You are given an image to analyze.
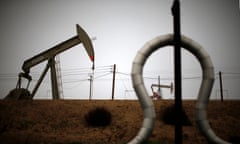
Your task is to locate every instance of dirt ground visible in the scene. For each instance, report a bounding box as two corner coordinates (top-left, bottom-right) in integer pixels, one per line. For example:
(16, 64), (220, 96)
(0, 100), (239, 144)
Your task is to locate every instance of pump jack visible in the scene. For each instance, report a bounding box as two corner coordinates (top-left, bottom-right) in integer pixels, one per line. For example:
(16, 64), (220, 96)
(151, 83), (173, 100)
(5, 24), (95, 100)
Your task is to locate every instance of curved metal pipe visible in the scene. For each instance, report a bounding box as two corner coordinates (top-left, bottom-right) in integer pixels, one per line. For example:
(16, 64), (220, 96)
(130, 34), (230, 144)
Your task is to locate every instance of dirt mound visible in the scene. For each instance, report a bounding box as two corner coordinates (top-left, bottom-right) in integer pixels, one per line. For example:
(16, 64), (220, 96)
(0, 100), (239, 144)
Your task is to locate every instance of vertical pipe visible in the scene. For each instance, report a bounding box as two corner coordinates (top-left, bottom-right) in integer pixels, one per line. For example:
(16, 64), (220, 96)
(50, 57), (60, 99)
(89, 74), (93, 100)
(112, 64), (116, 100)
(172, 0), (182, 143)
(219, 71), (224, 102)
(172, 1), (182, 143)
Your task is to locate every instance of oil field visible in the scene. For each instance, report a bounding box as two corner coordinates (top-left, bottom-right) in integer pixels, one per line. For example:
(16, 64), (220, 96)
(0, 1), (240, 144)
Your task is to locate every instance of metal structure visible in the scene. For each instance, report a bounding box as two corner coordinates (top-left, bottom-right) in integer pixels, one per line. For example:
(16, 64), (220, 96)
(5, 24), (95, 100)
(150, 83), (173, 100)
(55, 55), (64, 99)
(89, 73), (94, 100)
(130, 34), (230, 144)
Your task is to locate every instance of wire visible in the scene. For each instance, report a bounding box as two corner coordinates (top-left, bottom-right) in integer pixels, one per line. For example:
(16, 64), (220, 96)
(222, 72), (240, 75)
(117, 73), (129, 92)
(63, 78), (89, 84)
(1, 69), (240, 86)
(94, 72), (112, 80)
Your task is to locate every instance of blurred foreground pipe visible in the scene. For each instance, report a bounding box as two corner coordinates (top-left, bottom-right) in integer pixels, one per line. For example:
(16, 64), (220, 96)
(130, 34), (230, 144)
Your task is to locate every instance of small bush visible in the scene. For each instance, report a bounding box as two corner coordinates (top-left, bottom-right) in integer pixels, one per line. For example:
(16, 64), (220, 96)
(85, 107), (112, 127)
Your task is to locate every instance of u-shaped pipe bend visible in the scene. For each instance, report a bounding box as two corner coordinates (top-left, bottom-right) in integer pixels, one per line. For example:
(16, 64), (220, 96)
(130, 34), (230, 144)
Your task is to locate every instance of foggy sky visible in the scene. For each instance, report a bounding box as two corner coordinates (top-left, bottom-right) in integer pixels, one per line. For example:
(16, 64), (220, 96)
(0, 0), (239, 99)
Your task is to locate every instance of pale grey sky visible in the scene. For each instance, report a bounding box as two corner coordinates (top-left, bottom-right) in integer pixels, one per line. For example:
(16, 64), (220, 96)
(0, 0), (239, 99)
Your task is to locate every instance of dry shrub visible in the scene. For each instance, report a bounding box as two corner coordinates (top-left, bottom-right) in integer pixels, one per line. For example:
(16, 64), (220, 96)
(84, 107), (112, 127)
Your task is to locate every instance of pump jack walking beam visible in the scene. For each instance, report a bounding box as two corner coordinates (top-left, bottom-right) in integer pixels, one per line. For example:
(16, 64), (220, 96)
(22, 24), (94, 74)
(151, 83), (173, 94)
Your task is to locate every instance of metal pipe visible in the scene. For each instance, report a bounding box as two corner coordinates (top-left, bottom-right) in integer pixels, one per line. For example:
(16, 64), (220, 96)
(49, 57), (60, 99)
(180, 35), (230, 144)
(130, 34), (230, 144)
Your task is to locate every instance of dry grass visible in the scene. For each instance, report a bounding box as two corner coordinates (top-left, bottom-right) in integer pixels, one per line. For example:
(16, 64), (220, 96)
(0, 100), (239, 144)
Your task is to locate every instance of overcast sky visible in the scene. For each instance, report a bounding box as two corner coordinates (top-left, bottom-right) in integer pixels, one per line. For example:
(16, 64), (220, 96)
(0, 0), (239, 99)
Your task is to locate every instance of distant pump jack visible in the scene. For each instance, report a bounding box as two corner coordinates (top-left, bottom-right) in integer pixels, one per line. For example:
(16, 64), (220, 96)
(150, 82), (173, 100)
(5, 24), (95, 100)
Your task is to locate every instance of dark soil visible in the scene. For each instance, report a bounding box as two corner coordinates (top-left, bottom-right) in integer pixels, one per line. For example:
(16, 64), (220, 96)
(0, 100), (239, 144)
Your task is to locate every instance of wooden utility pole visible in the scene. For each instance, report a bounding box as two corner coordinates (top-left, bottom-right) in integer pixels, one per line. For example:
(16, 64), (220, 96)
(158, 76), (161, 95)
(111, 64), (116, 100)
(172, 0), (183, 143)
(219, 71), (224, 102)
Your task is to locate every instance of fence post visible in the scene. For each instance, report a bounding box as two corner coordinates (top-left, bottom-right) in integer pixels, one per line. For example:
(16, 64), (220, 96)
(111, 64), (116, 100)
(219, 71), (224, 102)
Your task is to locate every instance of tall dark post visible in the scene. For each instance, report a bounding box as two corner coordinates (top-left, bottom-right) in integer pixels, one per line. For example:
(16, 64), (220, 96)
(219, 71), (224, 102)
(89, 74), (93, 100)
(158, 75), (161, 93)
(112, 64), (116, 100)
(172, 0), (182, 143)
